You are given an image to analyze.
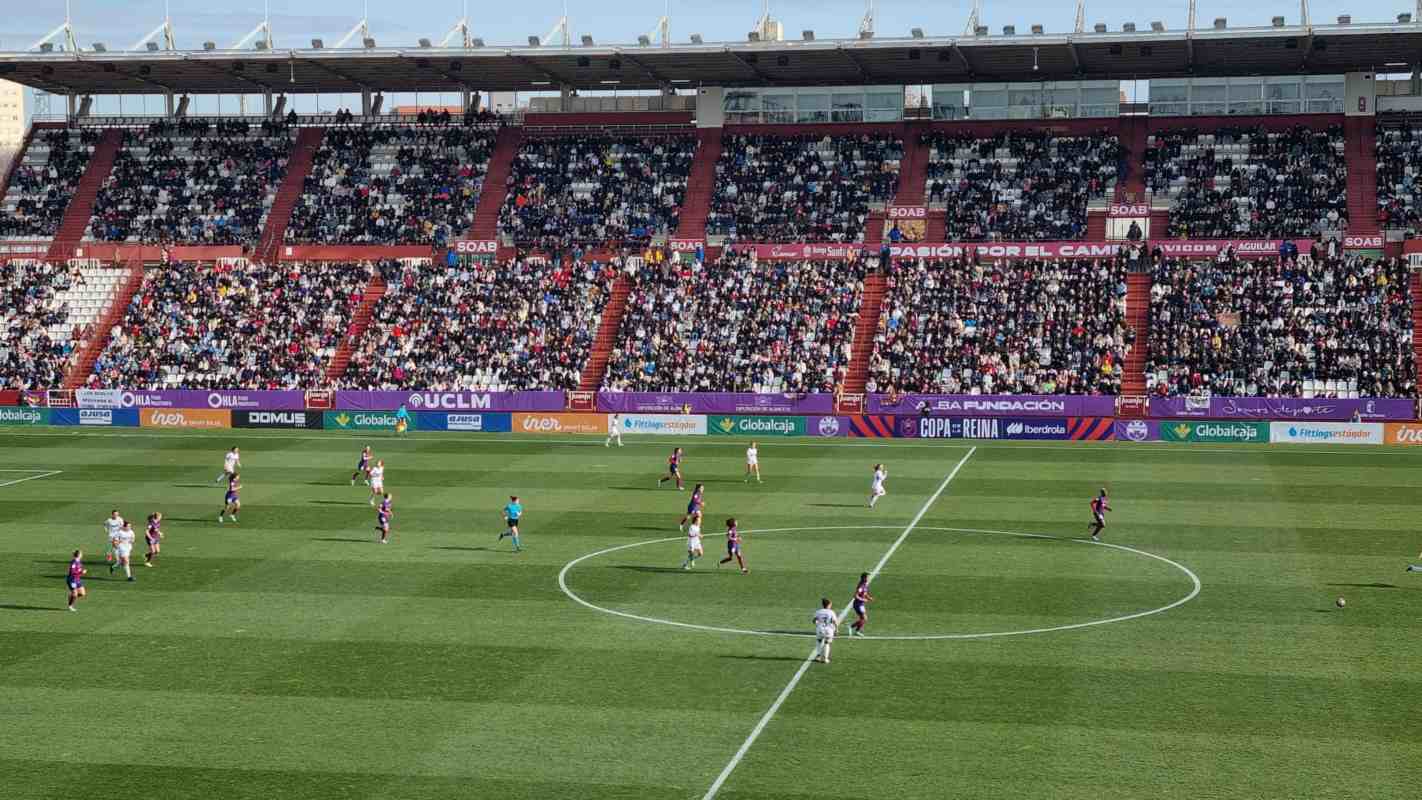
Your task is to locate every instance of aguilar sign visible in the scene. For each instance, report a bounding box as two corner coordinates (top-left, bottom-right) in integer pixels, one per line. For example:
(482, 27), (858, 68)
(1150, 239), (1315, 258)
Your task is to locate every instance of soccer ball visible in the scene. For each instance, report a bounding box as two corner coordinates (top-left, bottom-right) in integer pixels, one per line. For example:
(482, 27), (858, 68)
(1335, 597), (1346, 609)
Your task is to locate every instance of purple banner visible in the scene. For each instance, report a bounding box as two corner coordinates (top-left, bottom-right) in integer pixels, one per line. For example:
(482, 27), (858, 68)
(597, 392), (835, 415)
(1148, 396), (1415, 421)
(76, 388), (305, 410)
(1113, 419), (1161, 442)
(805, 415), (851, 437)
(868, 394), (1116, 417)
(334, 390), (565, 412)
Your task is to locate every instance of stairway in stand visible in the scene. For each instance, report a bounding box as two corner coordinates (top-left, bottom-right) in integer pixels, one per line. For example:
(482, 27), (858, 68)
(672, 128), (722, 241)
(863, 211), (885, 248)
(46, 128), (122, 260)
(924, 210), (947, 242)
(257, 127), (324, 261)
(1115, 114), (1149, 203)
(842, 273), (887, 395)
(893, 125), (927, 205)
(62, 260), (145, 389)
(579, 274), (633, 391)
(324, 273), (386, 382)
(464, 126), (525, 241)
(1085, 211), (1107, 241)
(1148, 209), (1171, 240)
(1344, 117), (1379, 236)
(1122, 272), (1152, 396)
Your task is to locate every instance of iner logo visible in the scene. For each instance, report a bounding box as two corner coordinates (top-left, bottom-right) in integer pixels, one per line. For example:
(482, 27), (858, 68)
(522, 416), (562, 432)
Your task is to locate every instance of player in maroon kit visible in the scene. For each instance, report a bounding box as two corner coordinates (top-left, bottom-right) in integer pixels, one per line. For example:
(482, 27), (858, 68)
(846, 572), (873, 636)
(375, 493), (393, 544)
(1088, 488), (1111, 542)
(658, 447), (685, 490)
(144, 512), (163, 566)
(718, 517), (747, 573)
(66, 550), (87, 611)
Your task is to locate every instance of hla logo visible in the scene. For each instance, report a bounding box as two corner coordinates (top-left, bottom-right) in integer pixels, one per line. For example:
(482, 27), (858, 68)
(715, 417), (736, 434)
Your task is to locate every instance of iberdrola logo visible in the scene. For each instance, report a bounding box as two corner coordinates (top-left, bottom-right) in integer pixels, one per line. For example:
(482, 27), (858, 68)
(716, 417), (736, 433)
(1172, 423), (1192, 439)
(335, 413), (352, 428)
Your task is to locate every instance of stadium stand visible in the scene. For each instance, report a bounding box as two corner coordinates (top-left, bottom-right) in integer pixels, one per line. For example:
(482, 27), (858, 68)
(1, 260), (126, 390)
(923, 130), (1123, 241)
(86, 119), (293, 245)
(706, 132), (902, 243)
(87, 260), (372, 389)
(284, 123), (498, 246)
(1374, 123), (1422, 231)
(0, 129), (98, 238)
(604, 253), (865, 393)
(1147, 254), (1416, 398)
(1145, 124), (1349, 239)
(499, 134), (695, 250)
(340, 256), (615, 391)
(867, 257), (1130, 395)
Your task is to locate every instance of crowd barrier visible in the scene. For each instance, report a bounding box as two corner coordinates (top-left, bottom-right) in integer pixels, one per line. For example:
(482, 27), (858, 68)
(3, 405), (1419, 447)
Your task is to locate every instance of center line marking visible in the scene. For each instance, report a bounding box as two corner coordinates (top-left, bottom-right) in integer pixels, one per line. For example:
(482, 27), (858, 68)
(700, 446), (977, 800)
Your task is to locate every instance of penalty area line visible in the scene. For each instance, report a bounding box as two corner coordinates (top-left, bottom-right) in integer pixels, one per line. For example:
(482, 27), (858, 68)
(699, 446), (977, 800)
(0, 470), (63, 488)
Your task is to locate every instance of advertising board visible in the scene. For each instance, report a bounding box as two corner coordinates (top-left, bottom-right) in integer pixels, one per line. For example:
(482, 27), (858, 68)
(618, 414), (706, 436)
(1159, 421), (1268, 443)
(417, 412), (513, 433)
(139, 408), (232, 429)
(0, 407), (49, 426)
(233, 410), (325, 429)
(1269, 422), (1383, 445)
(708, 415), (806, 437)
(513, 413), (609, 435)
(323, 411), (413, 432)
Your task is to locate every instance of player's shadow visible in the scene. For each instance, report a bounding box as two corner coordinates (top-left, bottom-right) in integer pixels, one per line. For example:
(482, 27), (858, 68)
(1326, 582), (1399, 589)
(430, 546), (492, 552)
(627, 526), (671, 532)
(612, 486), (658, 491)
(808, 503), (864, 508)
(718, 654), (804, 662)
(307, 500), (370, 506)
(613, 565), (713, 574)
(0, 604), (63, 612)
(310, 537), (372, 543)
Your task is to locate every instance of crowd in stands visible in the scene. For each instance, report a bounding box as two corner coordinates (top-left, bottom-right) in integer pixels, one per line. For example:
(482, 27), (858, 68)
(341, 257), (616, 391)
(500, 136), (694, 250)
(924, 131), (1122, 241)
(604, 253), (864, 393)
(0, 261), (85, 389)
(1375, 125), (1422, 231)
(1148, 253), (1414, 398)
(707, 133), (902, 243)
(88, 119), (292, 244)
(1146, 125), (1348, 239)
(0, 129), (98, 238)
(868, 257), (1129, 395)
(286, 125), (497, 246)
(89, 260), (370, 389)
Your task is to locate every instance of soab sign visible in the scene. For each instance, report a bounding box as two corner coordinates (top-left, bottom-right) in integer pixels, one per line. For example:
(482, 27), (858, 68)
(1160, 421), (1268, 443)
(708, 415), (805, 437)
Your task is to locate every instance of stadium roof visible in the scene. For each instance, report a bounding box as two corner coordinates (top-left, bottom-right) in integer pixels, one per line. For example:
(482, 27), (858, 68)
(1, 20), (1419, 95)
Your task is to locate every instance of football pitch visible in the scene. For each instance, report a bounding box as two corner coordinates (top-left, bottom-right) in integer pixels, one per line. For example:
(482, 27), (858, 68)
(0, 428), (1419, 799)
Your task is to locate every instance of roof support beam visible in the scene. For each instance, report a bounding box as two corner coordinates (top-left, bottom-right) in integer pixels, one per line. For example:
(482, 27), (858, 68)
(1067, 40), (1082, 72)
(303, 58), (369, 91)
(725, 48), (776, 83)
(836, 45), (872, 79)
(509, 53), (570, 85)
(114, 68), (174, 94)
(1300, 30), (1315, 70)
(184, 57), (273, 92)
(617, 50), (672, 84)
(950, 42), (975, 75)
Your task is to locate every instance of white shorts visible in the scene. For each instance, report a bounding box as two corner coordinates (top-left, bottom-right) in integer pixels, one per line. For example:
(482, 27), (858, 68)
(746, 459), (758, 467)
(687, 536), (702, 552)
(116, 545), (132, 559)
(871, 484), (885, 496)
(371, 480), (384, 492)
(816, 625), (836, 642)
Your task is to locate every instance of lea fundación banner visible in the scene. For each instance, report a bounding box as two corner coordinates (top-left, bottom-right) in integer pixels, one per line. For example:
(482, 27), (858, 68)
(708, 415), (806, 437)
(1269, 422), (1383, 445)
(1159, 420), (1268, 443)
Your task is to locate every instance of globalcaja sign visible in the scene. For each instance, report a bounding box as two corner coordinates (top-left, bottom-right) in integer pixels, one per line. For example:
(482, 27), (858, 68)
(323, 411), (414, 432)
(417, 412), (513, 433)
(0, 407), (49, 426)
(1269, 422), (1383, 445)
(1159, 420), (1268, 443)
(233, 410), (324, 429)
(708, 415), (806, 437)
(898, 417), (1072, 440)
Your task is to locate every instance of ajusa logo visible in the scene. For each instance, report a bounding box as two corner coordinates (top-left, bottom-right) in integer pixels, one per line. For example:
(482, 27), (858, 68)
(79, 409), (112, 425)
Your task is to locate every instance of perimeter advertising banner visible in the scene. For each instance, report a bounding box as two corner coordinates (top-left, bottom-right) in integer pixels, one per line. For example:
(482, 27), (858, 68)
(139, 408), (232, 429)
(0, 407), (49, 426)
(1150, 396), (1412, 421)
(885, 241), (1126, 261)
(77, 389), (305, 410)
(417, 412), (513, 433)
(598, 392), (834, 415)
(1383, 423), (1422, 445)
(514, 413), (609, 435)
(896, 417), (1114, 440)
(708, 415), (806, 437)
(323, 411), (414, 432)
(232, 410), (324, 429)
(846, 416), (898, 437)
(870, 395), (1116, 417)
(1269, 422), (1383, 445)
(805, 416), (851, 437)
(335, 391), (564, 412)
(1159, 420), (1268, 443)
(1113, 419), (1161, 442)
(50, 408), (140, 427)
(1150, 239), (1317, 258)
(617, 414), (706, 436)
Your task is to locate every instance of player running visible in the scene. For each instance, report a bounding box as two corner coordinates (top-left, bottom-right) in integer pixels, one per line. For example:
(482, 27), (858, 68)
(66, 550), (87, 611)
(112, 519), (136, 582)
(103, 510), (124, 569)
(658, 447), (685, 490)
(219, 473), (241, 523)
(215, 446), (241, 484)
(498, 495), (523, 552)
(744, 441), (762, 483)
(143, 512), (163, 567)
(375, 494), (393, 544)
(1088, 488), (1111, 542)
(812, 598), (840, 663)
(867, 464), (887, 508)
(368, 460), (385, 506)
(681, 512), (704, 570)
(846, 572), (873, 636)
(351, 446), (373, 485)
(605, 413), (623, 447)
(678, 483), (705, 532)
(718, 517), (747, 573)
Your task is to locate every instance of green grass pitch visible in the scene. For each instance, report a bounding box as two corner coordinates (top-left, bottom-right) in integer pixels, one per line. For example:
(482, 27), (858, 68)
(1, 428), (1419, 799)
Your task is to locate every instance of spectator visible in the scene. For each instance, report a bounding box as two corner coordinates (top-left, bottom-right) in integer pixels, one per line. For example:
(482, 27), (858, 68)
(0, 129), (98, 238)
(707, 133), (902, 243)
(1375, 124), (1422, 232)
(0, 260), (84, 389)
(1147, 253), (1414, 397)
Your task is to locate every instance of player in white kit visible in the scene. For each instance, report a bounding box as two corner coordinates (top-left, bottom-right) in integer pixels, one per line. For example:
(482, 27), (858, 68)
(744, 441), (761, 483)
(368, 460), (385, 506)
(681, 512), (704, 570)
(112, 520), (137, 582)
(605, 413), (623, 447)
(216, 446), (241, 484)
(103, 510), (124, 571)
(868, 464), (887, 508)
(812, 598), (840, 663)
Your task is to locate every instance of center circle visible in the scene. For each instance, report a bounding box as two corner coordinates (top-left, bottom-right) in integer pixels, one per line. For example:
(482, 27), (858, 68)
(558, 526), (1201, 641)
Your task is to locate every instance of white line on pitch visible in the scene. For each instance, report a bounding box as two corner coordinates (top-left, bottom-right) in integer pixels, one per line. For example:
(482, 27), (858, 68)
(699, 446), (977, 800)
(0, 470), (63, 488)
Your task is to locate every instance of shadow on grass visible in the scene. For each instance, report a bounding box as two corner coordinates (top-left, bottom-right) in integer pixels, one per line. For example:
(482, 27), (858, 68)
(1326, 582), (1398, 589)
(627, 526), (675, 532)
(310, 537), (373, 544)
(308, 500), (370, 506)
(612, 565), (710, 574)
(430, 546), (493, 552)
(0, 604), (63, 612)
(174, 483), (223, 489)
(807, 503), (865, 508)
(718, 654), (804, 662)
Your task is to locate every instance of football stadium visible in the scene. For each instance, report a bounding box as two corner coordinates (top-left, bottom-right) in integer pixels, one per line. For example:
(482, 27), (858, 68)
(1, 2), (1421, 798)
